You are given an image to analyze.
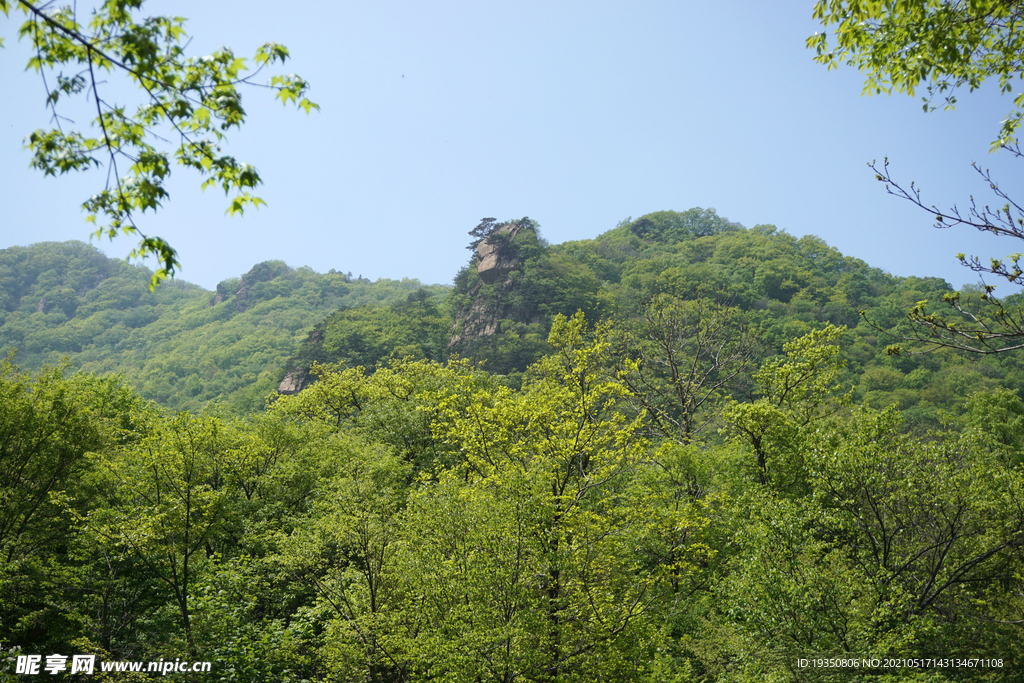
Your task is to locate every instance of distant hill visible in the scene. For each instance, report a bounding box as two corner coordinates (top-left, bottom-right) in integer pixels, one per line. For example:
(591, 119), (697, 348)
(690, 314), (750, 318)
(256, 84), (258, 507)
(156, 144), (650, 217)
(0, 241), (447, 413)
(275, 208), (1024, 433)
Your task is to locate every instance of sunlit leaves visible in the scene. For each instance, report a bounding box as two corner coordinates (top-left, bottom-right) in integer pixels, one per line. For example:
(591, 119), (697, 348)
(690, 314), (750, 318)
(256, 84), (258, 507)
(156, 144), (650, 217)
(723, 324), (849, 487)
(810, 0), (1024, 148)
(10, 1), (318, 288)
(274, 313), (720, 678)
(26, 130), (102, 175)
(270, 74), (318, 113)
(396, 313), (701, 678)
(255, 41), (289, 66)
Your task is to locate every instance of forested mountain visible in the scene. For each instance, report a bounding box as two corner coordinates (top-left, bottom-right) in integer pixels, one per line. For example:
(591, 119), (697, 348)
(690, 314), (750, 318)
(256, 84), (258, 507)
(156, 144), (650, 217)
(0, 241), (447, 413)
(3, 211), (1024, 681)
(281, 208), (1024, 430)
(4, 212), (1023, 425)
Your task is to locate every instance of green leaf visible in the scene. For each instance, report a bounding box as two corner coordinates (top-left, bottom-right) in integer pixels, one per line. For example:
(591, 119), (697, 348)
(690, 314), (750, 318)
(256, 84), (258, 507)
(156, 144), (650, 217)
(11, 0), (315, 287)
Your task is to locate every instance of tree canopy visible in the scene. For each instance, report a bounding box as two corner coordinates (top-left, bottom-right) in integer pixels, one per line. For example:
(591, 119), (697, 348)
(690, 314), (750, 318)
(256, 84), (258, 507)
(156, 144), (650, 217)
(4, 311), (1022, 679)
(3, 205), (1024, 677)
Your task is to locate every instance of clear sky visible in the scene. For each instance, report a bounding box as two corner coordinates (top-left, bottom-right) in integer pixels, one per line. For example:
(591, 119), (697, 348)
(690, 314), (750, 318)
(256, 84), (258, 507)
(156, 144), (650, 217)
(3, 1), (1023, 293)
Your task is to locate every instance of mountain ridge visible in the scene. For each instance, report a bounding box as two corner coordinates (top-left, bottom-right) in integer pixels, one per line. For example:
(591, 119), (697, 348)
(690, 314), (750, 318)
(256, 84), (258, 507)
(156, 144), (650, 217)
(3, 208), (1022, 427)
(0, 240), (447, 413)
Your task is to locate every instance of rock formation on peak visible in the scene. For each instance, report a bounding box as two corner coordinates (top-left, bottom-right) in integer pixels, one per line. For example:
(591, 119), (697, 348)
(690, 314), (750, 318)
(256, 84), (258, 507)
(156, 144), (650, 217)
(475, 222), (526, 285)
(448, 220), (535, 346)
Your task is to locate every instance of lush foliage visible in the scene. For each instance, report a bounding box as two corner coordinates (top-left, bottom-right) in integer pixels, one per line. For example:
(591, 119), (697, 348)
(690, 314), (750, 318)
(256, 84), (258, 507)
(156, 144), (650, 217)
(2, 0), (317, 286)
(2, 308), (1022, 681)
(8, 209), (1024, 429)
(4, 209), (1024, 680)
(0, 241), (447, 413)
(4, 5), (1023, 679)
(281, 288), (451, 391)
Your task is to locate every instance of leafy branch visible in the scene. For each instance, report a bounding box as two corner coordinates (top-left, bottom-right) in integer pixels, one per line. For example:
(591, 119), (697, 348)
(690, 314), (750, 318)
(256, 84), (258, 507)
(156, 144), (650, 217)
(2, 0), (318, 288)
(809, 0), (1024, 149)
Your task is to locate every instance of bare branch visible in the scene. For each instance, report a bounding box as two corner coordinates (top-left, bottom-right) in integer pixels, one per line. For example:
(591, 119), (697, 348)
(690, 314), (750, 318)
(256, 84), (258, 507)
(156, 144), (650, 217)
(865, 157), (1024, 354)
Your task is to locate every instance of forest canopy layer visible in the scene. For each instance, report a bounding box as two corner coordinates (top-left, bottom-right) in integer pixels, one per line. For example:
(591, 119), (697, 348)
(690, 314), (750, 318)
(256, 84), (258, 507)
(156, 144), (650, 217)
(2, 209), (1023, 680)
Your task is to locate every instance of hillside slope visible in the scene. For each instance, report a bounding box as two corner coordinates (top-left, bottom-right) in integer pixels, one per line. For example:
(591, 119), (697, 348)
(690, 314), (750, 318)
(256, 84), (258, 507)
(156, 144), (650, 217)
(6, 208), (1024, 425)
(0, 241), (448, 413)
(287, 209), (1024, 431)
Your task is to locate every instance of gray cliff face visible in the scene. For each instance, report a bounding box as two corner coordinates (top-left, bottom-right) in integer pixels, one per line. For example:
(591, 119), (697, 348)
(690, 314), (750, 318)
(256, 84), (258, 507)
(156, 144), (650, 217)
(276, 327), (324, 394)
(448, 296), (502, 349)
(475, 223), (524, 285)
(277, 368), (308, 395)
(209, 282), (228, 307)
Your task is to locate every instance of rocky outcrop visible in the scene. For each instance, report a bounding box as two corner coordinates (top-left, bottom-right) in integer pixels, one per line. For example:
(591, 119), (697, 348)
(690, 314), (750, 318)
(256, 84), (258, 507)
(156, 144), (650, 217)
(209, 261), (292, 310)
(276, 327), (324, 395)
(475, 223), (524, 285)
(233, 285), (254, 313)
(448, 294), (503, 349)
(209, 282), (229, 307)
(277, 368), (308, 395)
(449, 219), (538, 350)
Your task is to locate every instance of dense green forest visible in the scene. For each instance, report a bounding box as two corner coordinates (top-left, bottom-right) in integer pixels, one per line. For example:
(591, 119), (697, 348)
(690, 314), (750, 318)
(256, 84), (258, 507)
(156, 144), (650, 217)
(290, 209), (1024, 428)
(0, 241), (447, 414)
(2, 210), (1024, 681)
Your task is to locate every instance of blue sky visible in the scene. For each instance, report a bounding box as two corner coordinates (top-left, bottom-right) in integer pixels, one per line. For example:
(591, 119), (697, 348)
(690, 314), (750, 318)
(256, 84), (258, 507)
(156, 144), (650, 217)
(2, 1), (1023, 293)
